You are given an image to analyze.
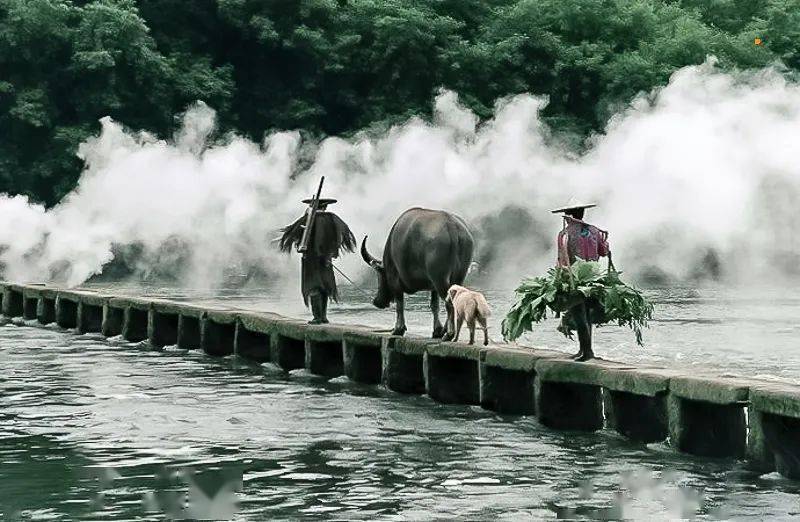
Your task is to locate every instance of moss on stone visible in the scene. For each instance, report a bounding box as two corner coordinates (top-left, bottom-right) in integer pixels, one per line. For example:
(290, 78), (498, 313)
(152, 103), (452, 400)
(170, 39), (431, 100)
(108, 296), (151, 310)
(669, 375), (752, 404)
(342, 329), (388, 348)
(388, 335), (438, 355)
(482, 346), (563, 372)
(750, 384), (800, 418)
(535, 358), (629, 386)
(425, 341), (483, 361)
(599, 367), (679, 397)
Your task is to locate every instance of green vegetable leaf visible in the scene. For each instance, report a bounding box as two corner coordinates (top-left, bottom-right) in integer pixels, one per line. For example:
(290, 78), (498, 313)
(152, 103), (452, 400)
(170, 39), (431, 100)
(501, 260), (654, 346)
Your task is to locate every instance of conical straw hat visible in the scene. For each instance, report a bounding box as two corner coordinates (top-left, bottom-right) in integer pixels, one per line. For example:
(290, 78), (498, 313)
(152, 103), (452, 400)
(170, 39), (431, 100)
(550, 197), (597, 214)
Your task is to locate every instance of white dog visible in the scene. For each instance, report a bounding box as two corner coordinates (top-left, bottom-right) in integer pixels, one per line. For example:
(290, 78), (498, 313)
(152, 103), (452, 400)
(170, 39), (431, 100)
(446, 284), (491, 346)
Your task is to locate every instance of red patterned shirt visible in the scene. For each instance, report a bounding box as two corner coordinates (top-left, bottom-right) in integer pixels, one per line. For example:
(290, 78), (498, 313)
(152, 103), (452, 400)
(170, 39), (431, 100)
(557, 217), (610, 267)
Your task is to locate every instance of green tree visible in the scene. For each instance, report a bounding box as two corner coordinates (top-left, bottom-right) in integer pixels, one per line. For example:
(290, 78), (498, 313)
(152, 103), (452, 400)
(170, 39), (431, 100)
(0, 0), (232, 204)
(0, 0), (797, 206)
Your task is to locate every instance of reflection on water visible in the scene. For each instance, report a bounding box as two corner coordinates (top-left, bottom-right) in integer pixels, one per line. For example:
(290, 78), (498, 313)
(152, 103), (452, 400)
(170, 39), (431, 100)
(1, 319), (800, 519)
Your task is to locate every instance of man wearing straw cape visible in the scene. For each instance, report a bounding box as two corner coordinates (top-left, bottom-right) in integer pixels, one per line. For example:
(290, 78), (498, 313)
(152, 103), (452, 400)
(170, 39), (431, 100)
(279, 178), (356, 324)
(551, 198), (611, 361)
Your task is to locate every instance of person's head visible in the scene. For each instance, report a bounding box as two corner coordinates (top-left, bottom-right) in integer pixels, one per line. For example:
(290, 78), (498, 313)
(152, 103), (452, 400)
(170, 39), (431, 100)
(301, 197), (337, 213)
(565, 207), (585, 220)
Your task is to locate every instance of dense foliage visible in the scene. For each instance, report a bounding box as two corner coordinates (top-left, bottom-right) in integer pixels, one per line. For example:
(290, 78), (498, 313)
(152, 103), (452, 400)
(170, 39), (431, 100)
(502, 260), (654, 345)
(1, 0), (798, 205)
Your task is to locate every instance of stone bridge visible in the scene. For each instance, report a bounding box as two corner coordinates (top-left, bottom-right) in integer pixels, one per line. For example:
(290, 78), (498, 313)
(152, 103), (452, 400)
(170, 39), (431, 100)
(2, 282), (799, 480)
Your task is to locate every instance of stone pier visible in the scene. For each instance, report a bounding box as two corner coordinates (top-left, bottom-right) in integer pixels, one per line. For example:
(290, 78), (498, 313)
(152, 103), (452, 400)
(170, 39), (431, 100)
(2, 286), (23, 317)
(342, 330), (385, 384)
(4, 281), (800, 481)
(176, 306), (205, 350)
(77, 294), (106, 334)
(116, 298), (150, 342)
(382, 336), (433, 394)
(534, 359), (613, 431)
(36, 290), (57, 325)
(234, 312), (275, 362)
(479, 348), (562, 415)
(424, 342), (482, 405)
(22, 289), (39, 320)
(201, 310), (236, 357)
(668, 376), (750, 458)
(148, 300), (181, 348)
(102, 302), (125, 337)
(749, 384), (800, 477)
(55, 294), (79, 329)
(304, 325), (348, 378)
(600, 367), (675, 443)
(269, 320), (309, 371)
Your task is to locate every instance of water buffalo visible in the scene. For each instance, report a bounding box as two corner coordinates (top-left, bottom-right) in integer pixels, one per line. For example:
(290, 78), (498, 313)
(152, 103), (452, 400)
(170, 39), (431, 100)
(360, 207), (474, 338)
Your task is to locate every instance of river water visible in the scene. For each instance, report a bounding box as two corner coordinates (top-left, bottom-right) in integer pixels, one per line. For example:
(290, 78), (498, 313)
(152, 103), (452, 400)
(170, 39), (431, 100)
(2, 284), (800, 519)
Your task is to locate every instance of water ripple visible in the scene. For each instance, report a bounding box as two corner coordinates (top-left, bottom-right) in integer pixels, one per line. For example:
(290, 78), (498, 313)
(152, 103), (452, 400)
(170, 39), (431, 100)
(1, 322), (799, 519)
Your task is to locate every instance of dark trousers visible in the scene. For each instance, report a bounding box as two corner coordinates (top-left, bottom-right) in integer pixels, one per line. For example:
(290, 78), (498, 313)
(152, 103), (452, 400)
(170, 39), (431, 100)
(571, 301), (593, 357)
(559, 300), (595, 359)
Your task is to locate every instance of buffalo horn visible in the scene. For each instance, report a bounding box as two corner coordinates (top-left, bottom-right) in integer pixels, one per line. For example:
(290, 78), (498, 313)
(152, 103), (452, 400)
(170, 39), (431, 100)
(360, 236), (382, 269)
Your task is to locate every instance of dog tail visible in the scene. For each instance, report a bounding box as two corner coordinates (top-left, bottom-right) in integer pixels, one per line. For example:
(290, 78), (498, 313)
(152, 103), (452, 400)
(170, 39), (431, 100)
(476, 294), (491, 318)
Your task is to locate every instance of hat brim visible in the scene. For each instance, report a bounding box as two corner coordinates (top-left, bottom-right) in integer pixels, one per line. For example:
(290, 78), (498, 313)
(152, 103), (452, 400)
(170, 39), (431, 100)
(302, 198), (338, 206)
(550, 203), (596, 213)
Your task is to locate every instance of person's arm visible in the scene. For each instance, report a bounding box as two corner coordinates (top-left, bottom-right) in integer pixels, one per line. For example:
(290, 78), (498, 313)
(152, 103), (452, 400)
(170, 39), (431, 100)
(598, 230), (615, 271)
(557, 230), (570, 267)
(598, 230), (610, 257)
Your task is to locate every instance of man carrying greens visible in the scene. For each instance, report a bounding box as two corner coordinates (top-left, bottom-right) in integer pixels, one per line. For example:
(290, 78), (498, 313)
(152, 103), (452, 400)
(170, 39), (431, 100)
(551, 199), (610, 361)
(502, 199), (652, 362)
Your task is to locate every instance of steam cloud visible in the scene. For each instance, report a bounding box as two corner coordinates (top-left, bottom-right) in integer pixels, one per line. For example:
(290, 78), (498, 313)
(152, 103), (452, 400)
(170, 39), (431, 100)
(1, 58), (799, 289)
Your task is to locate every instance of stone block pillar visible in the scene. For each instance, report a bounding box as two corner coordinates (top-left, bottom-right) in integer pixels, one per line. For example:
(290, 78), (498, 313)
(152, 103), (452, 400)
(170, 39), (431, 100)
(342, 331), (385, 384)
(37, 296), (56, 325)
(55, 296), (78, 329)
(234, 320), (271, 362)
(201, 313), (236, 356)
(381, 336), (431, 394)
(149, 309), (179, 348)
(77, 302), (104, 334)
(102, 305), (125, 337)
(424, 342), (482, 405)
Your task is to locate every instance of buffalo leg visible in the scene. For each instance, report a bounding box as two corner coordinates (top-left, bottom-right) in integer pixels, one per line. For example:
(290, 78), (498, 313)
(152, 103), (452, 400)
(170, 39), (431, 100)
(430, 291), (446, 338)
(392, 294), (407, 336)
(441, 297), (455, 341)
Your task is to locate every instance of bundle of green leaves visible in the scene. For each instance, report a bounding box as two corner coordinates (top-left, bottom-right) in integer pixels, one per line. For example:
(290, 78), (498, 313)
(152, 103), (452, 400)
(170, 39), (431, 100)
(501, 260), (654, 345)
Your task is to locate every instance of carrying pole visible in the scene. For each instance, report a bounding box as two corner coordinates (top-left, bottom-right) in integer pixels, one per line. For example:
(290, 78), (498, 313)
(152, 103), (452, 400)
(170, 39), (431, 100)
(297, 176), (325, 254)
